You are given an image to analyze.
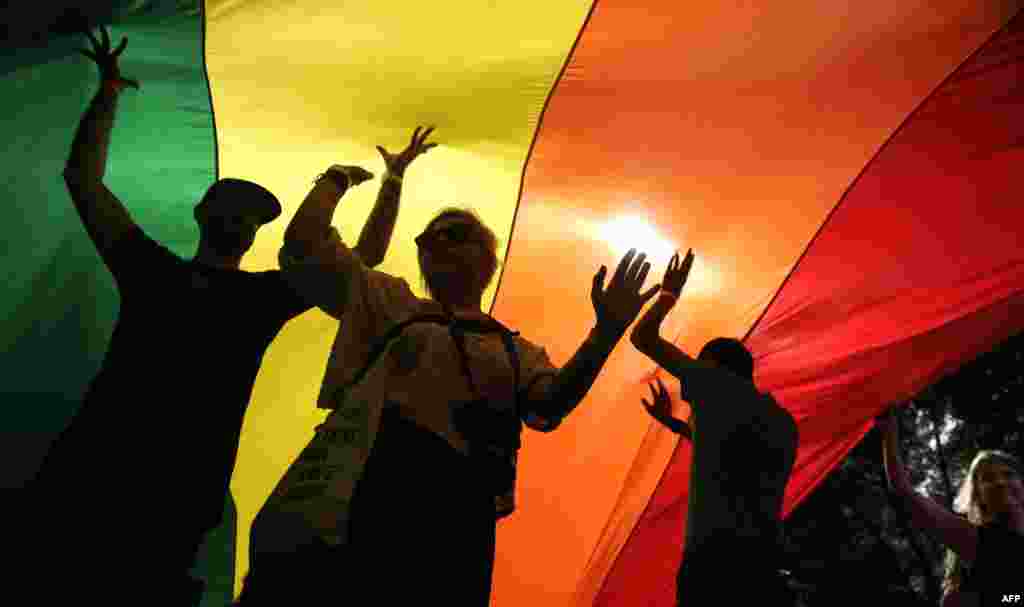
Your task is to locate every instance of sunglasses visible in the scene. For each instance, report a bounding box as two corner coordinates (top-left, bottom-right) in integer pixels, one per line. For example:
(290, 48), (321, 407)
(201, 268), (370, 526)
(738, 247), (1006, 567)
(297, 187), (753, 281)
(415, 222), (481, 248)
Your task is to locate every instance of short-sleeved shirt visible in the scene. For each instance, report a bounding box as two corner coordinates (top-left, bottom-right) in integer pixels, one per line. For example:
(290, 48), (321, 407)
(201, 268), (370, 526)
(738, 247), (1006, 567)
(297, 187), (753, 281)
(32, 226), (311, 542)
(679, 365), (798, 572)
(265, 228), (559, 544)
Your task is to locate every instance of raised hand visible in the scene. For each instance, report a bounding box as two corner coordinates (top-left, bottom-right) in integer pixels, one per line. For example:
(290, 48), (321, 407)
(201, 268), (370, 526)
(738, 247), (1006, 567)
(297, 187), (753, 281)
(327, 165), (374, 188)
(591, 249), (661, 340)
(80, 25), (139, 89)
(662, 249), (694, 298)
(641, 377), (674, 422)
(642, 377), (690, 437)
(376, 126), (438, 177)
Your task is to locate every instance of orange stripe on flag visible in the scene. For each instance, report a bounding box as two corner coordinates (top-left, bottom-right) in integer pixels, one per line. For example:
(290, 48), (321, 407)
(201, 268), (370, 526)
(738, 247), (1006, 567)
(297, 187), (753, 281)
(492, 1), (1020, 605)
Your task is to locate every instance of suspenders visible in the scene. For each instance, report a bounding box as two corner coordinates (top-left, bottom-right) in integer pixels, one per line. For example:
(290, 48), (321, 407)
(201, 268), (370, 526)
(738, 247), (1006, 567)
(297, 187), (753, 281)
(334, 312), (524, 454)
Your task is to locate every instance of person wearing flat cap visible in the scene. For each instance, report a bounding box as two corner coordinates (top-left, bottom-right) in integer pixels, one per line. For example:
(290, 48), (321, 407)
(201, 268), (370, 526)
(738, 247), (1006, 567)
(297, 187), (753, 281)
(24, 27), (395, 606)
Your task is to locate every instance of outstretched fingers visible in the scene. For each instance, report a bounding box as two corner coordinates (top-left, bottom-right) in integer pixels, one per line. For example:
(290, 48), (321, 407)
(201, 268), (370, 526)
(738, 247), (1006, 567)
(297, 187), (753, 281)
(416, 126), (437, 155)
(84, 28), (102, 51)
(634, 258), (651, 287)
(628, 251), (648, 281)
(611, 249), (637, 287)
(82, 25), (131, 68)
(642, 383), (660, 413)
(682, 248), (695, 273)
(591, 265), (607, 306)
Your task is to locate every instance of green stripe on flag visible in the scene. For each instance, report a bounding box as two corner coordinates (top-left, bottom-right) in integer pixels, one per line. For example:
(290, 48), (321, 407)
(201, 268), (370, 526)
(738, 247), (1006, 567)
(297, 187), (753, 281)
(0, 3), (234, 604)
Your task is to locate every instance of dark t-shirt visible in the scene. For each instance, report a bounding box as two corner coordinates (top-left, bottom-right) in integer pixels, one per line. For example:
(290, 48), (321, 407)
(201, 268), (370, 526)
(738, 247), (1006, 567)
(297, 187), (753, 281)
(32, 226), (311, 546)
(966, 523), (1024, 603)
(676, 365), (799, 599)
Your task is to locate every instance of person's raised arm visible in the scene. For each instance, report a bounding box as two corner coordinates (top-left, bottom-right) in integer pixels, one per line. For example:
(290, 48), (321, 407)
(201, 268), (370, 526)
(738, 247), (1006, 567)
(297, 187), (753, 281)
(277, 164), (376, 320)
(878, 410), (978, 561)
(630, 298), (705, 380)
(353, 126), (437, 267)
(283, 165), (373, 255)
(63, 26), (141, 268)
(629, 250), (712, 384)
(525, 249), (661, 422)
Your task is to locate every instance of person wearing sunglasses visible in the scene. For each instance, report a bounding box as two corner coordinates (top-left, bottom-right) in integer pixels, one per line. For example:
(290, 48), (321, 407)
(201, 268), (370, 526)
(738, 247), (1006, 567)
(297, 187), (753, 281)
(414, 220), (478, 247)
(237, 127), (661, 606)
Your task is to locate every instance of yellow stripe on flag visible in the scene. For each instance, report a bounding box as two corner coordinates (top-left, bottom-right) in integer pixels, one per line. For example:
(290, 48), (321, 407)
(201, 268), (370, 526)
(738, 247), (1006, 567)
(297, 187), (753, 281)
(204, 0), (593, 597)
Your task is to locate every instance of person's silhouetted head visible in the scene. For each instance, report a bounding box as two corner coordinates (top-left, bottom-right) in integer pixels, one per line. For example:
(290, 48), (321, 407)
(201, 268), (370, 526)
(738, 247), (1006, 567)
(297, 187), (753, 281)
(415, 207), (500, 307)
(697, 337), (754, 381)
(194, 178), (281, 258)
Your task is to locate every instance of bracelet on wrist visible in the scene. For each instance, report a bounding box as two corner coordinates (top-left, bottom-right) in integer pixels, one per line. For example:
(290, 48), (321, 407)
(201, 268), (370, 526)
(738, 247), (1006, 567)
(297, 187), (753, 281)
(658, 290), (679, 303)
(316, 169), (349, 190)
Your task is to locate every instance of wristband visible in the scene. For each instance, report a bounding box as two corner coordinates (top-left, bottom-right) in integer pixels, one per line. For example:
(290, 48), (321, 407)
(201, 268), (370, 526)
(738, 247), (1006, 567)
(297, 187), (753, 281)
(316, 169), (349, 190)
(658, 290), (679, 304)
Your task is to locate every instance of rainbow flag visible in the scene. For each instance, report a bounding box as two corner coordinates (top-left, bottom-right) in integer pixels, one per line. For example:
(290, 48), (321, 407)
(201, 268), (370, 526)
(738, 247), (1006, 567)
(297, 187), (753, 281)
(4, 1), (1022, 604)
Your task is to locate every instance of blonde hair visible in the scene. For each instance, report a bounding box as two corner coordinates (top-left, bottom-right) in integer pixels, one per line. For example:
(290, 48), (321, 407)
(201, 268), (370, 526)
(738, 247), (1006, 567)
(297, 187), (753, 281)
(942, 450), (1021, 596)
(417, 207), (503, 299)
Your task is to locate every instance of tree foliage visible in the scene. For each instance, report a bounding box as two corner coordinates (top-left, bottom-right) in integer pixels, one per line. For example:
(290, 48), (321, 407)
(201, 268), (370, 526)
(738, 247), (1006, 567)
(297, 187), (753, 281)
(779, 330), (1023, 605)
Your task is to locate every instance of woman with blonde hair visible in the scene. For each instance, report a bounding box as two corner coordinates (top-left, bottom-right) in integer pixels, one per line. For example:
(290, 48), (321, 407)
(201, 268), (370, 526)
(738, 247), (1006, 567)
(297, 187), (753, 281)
(878, 411), (1023, 605)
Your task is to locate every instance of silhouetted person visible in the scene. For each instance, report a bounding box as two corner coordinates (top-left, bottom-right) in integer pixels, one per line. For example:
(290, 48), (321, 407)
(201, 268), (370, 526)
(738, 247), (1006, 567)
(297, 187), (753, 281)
(24, 27), (385, 605)
(631, 250), (798, 606)
(879, 412), (1024, 606)
(234, 126), (662, 606)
